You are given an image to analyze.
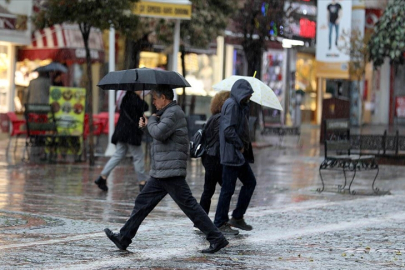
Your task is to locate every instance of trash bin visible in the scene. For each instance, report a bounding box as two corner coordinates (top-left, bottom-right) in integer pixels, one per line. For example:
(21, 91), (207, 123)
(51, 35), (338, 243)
(320, 97), (350, 143)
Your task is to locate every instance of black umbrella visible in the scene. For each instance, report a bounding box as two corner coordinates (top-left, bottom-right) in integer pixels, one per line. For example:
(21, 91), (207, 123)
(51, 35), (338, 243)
(97, 67), (191, 91)
(34, 62), (68, 73)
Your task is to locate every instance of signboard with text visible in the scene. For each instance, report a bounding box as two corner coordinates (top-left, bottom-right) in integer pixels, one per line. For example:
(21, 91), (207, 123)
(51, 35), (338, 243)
(133, 1), (191, 19)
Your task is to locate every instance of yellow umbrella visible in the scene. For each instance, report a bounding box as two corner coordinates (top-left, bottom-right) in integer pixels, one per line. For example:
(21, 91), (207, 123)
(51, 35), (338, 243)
(212, 75), (283, 111)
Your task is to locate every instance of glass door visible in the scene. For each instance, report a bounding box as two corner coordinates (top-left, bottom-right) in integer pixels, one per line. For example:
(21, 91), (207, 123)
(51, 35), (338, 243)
(0, 43), (10, 112)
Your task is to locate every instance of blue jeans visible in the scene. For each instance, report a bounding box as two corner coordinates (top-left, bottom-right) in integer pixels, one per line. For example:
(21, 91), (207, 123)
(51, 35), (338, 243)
(214, 161), (257, 227)
(328, 22), (339, 48)
(119, 175), (225, 246)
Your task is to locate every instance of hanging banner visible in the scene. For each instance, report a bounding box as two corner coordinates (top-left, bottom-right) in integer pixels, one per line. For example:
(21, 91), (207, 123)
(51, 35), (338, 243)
(315, 0), (352, 78)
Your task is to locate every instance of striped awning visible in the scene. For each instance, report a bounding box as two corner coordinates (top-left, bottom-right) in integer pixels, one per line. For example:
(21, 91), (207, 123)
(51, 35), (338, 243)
(18, 24), (105, 64)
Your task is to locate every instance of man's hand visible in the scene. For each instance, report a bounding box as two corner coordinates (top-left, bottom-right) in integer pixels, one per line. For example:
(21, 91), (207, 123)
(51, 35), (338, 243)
(240, 147), (245, 154)
(139, 114), (147, 128)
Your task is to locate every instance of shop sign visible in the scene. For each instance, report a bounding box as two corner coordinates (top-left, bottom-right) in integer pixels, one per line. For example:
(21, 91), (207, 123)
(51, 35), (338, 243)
(49, 86), (86, 137)
(133, 0), (191, 20)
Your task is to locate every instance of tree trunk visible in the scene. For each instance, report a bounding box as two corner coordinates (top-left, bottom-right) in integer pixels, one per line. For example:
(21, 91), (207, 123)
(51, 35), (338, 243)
(80, 25), (95, 166)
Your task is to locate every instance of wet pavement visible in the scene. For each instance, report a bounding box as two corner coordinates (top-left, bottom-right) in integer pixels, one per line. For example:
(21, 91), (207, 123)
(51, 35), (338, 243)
(1, 125), (405, 269)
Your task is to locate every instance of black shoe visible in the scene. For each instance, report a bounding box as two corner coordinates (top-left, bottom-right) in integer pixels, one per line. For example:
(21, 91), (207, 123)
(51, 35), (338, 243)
(218, 223), (239, 235)
(201, 237), (229, 254)
(95, 176), (108, 191)
(228, 217), (253, 231)
(104, 228), (127, 250)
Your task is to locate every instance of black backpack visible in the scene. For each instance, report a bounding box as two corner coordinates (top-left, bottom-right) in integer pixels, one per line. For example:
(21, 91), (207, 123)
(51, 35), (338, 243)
(189, 127), (206, 158)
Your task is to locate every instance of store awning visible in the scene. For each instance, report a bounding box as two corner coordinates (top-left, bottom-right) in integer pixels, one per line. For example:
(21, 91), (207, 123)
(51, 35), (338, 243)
(17, 24), (105, 64)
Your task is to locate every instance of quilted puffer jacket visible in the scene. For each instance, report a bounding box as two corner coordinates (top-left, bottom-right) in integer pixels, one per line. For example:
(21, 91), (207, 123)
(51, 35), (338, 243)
(147, 101), (189, 178)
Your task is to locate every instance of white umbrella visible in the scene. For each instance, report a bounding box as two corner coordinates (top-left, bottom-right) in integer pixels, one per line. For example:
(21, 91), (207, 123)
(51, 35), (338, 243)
(212, 75), (283, 111)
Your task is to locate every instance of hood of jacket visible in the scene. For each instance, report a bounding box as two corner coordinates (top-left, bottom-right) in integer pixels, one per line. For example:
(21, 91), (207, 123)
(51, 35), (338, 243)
(231, 79), (254, 105)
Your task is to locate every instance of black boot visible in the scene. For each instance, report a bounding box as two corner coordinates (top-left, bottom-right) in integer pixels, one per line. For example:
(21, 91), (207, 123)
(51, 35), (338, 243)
(104, 228), (128, 250)
(201, 237), (229, 254)
(95, 176), (108, 191)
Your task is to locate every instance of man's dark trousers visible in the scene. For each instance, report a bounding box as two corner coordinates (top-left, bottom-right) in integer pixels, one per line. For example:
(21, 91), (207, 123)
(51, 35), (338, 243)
(119, 176), (224, 245)
(214, 161), (257, 227)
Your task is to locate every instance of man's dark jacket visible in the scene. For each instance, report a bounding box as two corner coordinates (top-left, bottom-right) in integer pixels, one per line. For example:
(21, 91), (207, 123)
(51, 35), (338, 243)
(219, 79), (254, 166)
(111, 91), (148, 146)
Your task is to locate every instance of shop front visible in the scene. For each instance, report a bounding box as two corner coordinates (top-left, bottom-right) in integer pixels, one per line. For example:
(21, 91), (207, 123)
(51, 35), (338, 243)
(0, 0), (32, 114)
(295, 52), (317, 124)
(16, 23), (105, 114)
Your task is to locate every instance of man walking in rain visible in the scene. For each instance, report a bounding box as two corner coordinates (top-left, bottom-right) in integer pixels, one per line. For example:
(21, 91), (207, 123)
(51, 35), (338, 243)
(214, 79), (257, 234)
(104, 85), (229, 254)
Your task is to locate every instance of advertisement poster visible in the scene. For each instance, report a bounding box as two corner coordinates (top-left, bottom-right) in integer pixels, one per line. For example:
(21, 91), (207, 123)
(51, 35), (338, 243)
(261, 50), (285, 122)
(49, 86), (86, 136)
(316, 0), (352, 62)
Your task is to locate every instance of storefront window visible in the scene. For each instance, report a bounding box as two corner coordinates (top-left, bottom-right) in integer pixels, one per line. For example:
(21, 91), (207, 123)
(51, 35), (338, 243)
(0, 44), (10, 112)
(295, 53), (317, 123)
(262, 50), (285, 122)
(14, 59), (51, 112)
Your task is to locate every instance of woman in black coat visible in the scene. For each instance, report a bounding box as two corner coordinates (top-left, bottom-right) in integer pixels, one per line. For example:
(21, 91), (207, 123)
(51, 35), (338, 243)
(198, 91), (230, 215)
(95, 91), (149, 192)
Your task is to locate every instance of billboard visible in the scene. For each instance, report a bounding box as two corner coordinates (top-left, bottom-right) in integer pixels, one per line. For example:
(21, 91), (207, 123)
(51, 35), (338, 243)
(316, 0), (352, 78)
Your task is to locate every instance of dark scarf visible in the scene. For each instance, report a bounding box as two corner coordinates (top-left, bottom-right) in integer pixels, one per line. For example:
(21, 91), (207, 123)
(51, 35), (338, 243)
(156, 101), (177, 117)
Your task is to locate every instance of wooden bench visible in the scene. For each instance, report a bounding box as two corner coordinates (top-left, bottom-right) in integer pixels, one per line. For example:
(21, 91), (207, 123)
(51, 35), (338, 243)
(318, 119), (380, 195)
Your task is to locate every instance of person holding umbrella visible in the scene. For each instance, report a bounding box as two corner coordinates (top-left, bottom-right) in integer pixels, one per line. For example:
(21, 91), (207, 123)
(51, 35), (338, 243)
(214, 78), (257, 232)
(195, 91), (240, 235)
(27, 62), (68, 104)
(26, 71), (52, 104)
(94, 90), (149, 192)
(104, 85), (228, 254)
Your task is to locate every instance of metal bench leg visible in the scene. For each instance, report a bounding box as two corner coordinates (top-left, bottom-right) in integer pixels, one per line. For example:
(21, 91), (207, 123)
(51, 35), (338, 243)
(347, 163), (357, 195)
(318, 167), (325, 193)
(371, 166), (380, 194)
(339, 169), (348, 193)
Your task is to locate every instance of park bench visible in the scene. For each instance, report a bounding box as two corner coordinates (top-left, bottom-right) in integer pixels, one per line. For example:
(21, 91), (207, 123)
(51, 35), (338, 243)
(260, 110), (300, 146)
(318, 119), (380, 195)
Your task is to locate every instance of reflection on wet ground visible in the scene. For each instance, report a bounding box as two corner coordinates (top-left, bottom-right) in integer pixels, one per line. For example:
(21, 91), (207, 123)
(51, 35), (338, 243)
(2, 125), (405, 269)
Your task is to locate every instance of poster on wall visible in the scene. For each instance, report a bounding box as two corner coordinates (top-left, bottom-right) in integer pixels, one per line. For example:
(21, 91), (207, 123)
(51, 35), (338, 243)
(316, 0), (352, 63)
(49, 86), (86, 136)
(261, 50), (285, 123)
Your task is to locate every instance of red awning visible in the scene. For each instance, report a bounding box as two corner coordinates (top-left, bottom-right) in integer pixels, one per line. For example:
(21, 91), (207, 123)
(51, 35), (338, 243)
(18, 24), (105, 64)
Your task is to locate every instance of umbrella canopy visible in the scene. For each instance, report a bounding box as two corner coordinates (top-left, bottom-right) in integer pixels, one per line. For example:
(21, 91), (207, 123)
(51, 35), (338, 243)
(212, 75), (283, 111)
(34, 62), (68, 73)
(97, 67), (191, 91)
